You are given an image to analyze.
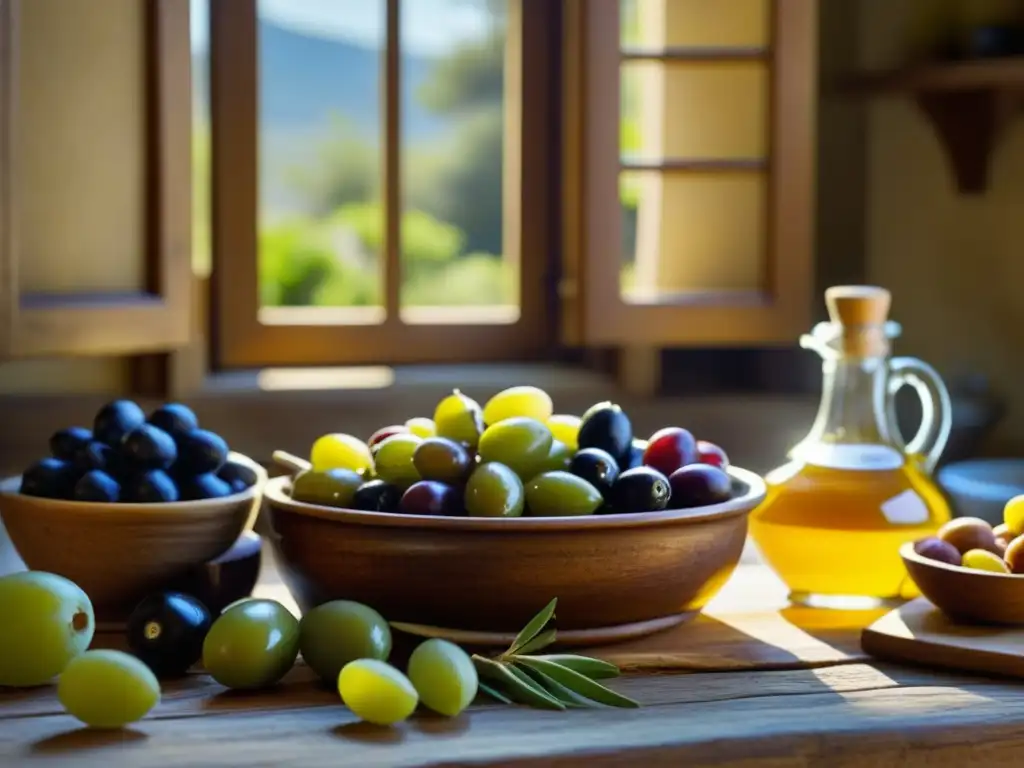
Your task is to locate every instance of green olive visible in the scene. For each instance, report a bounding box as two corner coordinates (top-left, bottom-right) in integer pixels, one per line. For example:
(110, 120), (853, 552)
(299, 601), (392, 685)
(413, 437), (473, 483)
(465, 462), (524, 518)
(202, 599), (300, 690)
(525, 471), (603, 517)
(539, 440), (572, 473)
(433, 390), (485, 451)
(477, 417), (553, 482)
(373, 434), (423, 489)
(291, 469), (364, 508)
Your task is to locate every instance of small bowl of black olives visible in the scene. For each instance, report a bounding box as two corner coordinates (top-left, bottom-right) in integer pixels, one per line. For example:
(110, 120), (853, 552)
(0, 399), (267, 620)
(262, 388), (766, 645)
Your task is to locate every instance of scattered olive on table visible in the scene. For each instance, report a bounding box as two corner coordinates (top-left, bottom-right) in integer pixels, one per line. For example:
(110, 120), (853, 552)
(126, 592), (212, 679)
(287, 386), (736, 518)
(15, 400), (256, 504)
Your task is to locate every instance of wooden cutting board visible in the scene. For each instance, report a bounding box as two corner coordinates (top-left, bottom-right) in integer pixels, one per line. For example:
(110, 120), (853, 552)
(862, 597), (1024, 678)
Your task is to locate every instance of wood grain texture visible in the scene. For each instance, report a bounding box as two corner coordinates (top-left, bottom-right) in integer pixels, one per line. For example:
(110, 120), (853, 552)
(900, 542), (1024, 625)
(0, 0), (16, 359)
(3, 555), (1024, 766)
(863, 597), (1024, 678)
(3, 663), (1024, 767)
(264, 470), (758, 635)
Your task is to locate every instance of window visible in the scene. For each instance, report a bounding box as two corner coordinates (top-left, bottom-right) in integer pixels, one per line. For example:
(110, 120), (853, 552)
(561, 0), (816, 346)
(0, 0), (816, 372)
(201, 0), (556, 367)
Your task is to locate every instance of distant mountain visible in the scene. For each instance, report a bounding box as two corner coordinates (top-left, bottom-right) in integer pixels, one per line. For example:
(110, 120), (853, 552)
(194, 18), (445, 141)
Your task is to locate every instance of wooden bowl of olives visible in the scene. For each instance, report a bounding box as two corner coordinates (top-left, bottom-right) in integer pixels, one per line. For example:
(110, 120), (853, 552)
(263, 387), (766, 645)
(0, 400), (268, 620)
(902, 503), (1024, 625)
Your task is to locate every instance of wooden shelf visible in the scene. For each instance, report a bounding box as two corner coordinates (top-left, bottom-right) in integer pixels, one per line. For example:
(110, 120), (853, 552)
(846, 59), (1024, 193)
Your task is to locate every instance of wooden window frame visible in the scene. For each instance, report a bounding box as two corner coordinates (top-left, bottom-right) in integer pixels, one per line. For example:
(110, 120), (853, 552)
(0, 0), (191, 360)
(210, 0), (558, 369)
(561, 0), (817, 347)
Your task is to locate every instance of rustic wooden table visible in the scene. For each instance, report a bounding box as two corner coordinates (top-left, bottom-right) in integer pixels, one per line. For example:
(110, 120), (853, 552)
(2, 549), (1022, 767)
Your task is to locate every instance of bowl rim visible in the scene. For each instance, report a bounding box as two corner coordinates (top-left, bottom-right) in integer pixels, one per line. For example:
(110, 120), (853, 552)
(900, 540), (1024, 581)
(0, 451), (267, 512)
(264, 464), (766, 531)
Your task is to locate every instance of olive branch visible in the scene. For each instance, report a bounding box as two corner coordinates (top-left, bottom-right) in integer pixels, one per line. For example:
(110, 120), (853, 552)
(394, 598), (638, 710)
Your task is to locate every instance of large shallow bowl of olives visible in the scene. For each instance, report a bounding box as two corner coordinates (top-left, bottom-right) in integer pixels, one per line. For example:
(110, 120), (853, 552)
(0, 400), (267, 619)
(264, 387), (766, 642)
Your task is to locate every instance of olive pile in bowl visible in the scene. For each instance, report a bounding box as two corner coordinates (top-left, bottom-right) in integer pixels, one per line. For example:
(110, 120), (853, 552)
(286, 386), (734, 518)
(16, 399), (256, 503)
(913, 495), (1024, 574)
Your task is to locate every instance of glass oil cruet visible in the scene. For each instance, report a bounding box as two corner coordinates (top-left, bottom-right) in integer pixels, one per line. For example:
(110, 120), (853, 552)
(750, 285), (953, 609)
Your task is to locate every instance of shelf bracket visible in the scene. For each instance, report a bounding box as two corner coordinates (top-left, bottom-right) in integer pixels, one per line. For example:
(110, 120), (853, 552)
(915, 89), (1024, 194)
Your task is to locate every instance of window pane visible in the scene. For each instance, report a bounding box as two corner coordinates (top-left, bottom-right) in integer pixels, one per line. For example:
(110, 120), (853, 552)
(620, 172), (765, 301)
(257, 0), (384, 319)
(621, 63), (767, 161)
(399, 0), (517, 324)
(621, 0), (769, 49)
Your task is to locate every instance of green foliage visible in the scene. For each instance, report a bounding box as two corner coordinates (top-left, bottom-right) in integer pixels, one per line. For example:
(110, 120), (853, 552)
(259, 217), (379, 308)
(416, 35), (503, 113)
(406, 109), (503, 256)
(286, 115), (379, 215)
(403, 253), (513, 307)
(249, 0), (517, 310)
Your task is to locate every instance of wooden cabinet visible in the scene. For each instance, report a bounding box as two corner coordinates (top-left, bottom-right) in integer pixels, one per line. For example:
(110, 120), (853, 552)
(0, 0), (191, 361)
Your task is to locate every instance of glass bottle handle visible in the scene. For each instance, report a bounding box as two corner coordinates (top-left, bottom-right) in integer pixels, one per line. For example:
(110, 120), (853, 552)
(885, 357), (952, 474)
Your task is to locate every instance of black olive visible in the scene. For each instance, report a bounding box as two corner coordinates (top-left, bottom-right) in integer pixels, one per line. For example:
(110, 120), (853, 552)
(121, 470), (179, 503)
(93, 400), (146, 446)
(127, 592), (212, 678)
(121, 424), (178, 471)
(351, 479), (403, 512)
(607, 466), (671, 513)
(217, 461), (257, 493)
(73, 441), (120, 476)
(175, 429), (229, 475)
(178, 473), (232, 501)
(577, 402), (633, 463)
(73, 470), (120, 502)
(148, 403), (199, 439)
(19, 458), (78, 499)
(568, 447), (620, 499)
(49, 427), (93, 461)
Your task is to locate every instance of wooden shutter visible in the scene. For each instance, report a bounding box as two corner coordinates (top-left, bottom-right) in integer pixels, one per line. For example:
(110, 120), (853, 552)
(0, 0), (191, 361)
(562, 0), (817, 346)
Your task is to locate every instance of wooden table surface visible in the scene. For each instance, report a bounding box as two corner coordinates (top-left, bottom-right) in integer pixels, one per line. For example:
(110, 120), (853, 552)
(3, 548), (1024, 767)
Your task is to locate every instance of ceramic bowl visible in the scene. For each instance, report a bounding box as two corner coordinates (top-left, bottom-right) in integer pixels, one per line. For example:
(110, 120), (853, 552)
(0, 453), (267, 619)
(937, 459), (1024, 527)
(264, 466), (766, 645)
(901, 541), (1024, 625)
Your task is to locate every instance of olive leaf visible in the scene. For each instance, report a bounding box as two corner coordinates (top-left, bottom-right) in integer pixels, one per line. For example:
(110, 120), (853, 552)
(505, 598), (557, 656)
(530, 654), (621, 680)
(515, 656), (639, 709)
(472, 654), (565, 711)
(517, 663), (589, 708)
(506, 628), (557, 658)
(477, 681), (513, 705)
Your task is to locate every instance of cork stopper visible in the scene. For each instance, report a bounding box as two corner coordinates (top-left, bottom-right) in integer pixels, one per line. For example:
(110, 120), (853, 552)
(824, 285), (892, 357)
